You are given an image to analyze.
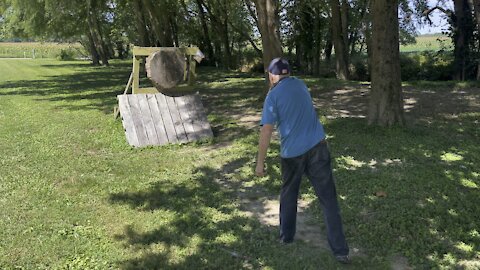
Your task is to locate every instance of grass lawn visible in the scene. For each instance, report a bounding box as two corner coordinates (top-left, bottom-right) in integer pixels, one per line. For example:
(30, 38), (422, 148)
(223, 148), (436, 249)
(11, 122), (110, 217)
(0, 59), (479, 269)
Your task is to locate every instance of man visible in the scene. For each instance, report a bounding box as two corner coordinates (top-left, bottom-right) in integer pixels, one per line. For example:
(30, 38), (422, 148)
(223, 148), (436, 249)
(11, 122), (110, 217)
(255, 58), (350, 264)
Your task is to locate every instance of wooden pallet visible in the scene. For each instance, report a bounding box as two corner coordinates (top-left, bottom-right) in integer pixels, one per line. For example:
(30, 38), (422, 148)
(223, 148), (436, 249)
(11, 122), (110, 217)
(117, 93), (213, 147)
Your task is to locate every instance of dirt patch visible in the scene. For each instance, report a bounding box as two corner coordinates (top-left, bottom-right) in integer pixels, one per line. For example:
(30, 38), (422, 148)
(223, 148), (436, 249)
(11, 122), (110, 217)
(241, 196), (330, 249)
(208, 83), (480, 267)
(312, 84), (480, 121)
(390, 254), (413, 270)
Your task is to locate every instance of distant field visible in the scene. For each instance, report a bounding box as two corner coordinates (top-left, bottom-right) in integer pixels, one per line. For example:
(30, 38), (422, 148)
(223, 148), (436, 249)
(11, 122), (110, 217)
(0, 42), (86, 59)
(401, 34), (452, 52)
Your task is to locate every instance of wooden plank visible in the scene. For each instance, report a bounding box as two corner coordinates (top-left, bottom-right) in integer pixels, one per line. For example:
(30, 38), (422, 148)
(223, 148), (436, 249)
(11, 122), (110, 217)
(117, 95), (140, 147)
(175, 96), (197, 142)
(156, 94), (178, 143)
(133, 46), (199, 57)
(123, 72), (133, 94)
(165, 95), (188, 143)
(127, 95), (149, 146)
(181, 95), (202, 141)
(136, 87), (159, 94)
(147, 94), (169, 145)
(188, 55), (197, 85)
(137, 94), (160, 145)
(191, 94), (214, 138)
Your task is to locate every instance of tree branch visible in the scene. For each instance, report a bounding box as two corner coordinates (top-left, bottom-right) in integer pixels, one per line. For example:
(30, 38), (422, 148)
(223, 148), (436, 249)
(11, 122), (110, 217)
(243, 0), (259, 26)
(422, 6), (453, 25)
(227, 20), (262, 56)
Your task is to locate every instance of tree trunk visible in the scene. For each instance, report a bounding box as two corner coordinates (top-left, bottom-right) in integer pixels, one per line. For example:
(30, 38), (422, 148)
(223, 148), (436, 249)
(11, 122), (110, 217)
(132, 0), (149, 47)
(142, 0), (174, 47)
(341, 0), (349, 50)
(452, 0), (469, 80)
(201, 0), (233, 68)
(471, 0), (480, 79)
(253, 0), (283, 90)
(330, 0), (349, 80)
(87, 32), (100, 66)
(221, 14), (232, 68)
(195, 0), (215, 61)
(325, 25), (333, 61)
(365, 23), (372, 77)
(368, 0), (405, 126)
(86, 0), (109, 66)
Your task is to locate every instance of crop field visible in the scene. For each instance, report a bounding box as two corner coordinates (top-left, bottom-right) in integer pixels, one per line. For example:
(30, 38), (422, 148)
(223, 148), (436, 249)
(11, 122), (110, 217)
(400, 34), (452, 53)
(0, 42), (86, 59)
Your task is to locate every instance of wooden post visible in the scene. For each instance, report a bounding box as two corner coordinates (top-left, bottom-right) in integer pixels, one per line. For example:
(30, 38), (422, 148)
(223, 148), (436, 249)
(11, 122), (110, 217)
(188, 55), (197, 85)
(132, 56), (140, 94)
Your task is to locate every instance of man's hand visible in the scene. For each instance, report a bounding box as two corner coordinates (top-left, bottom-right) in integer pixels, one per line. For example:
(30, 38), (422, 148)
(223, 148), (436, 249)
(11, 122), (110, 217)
(255, 162), (265, 177)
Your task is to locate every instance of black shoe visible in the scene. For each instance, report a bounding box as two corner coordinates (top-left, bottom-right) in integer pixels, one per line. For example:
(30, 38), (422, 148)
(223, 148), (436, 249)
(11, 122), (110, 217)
(279, 238), (293, 245)
(335, 255), (351, 264)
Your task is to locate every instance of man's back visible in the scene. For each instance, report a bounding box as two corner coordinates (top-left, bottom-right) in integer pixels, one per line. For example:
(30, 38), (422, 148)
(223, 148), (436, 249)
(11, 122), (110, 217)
(261, 77), (325, 158)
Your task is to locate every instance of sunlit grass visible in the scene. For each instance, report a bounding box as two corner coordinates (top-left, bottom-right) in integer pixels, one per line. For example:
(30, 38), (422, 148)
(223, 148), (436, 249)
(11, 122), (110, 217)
(0, 59), (478, 269)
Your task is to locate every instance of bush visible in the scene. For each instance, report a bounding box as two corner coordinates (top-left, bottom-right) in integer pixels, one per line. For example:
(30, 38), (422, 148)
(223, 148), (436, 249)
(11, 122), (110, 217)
(350, 56), (369, 81)
(57, 48), (76, 61)
(400, 51), (453, 81)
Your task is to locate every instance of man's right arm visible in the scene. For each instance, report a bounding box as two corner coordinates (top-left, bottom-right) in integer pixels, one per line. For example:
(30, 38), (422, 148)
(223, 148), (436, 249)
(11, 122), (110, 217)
(255, 124), (274, 177)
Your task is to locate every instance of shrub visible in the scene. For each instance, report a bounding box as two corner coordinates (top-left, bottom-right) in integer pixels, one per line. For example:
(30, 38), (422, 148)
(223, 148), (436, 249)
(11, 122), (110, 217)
(57, 48), (76, 61)
(350, 56), (369, 81)
(400, 51), (453, 81)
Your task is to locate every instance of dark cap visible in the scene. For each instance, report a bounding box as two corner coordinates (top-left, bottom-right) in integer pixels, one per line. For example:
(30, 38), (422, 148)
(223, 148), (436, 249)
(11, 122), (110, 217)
(267, 57), (291, 75)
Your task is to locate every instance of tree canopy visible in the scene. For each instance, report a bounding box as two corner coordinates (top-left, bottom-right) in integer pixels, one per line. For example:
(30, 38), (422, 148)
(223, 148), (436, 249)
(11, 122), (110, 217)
(1, 0), (479, 125)
(1, 1), (475, 74)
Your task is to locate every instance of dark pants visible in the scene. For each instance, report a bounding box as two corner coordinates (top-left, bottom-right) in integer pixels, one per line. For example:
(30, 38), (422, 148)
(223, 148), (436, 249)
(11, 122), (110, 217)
(280, 140), (349, 256)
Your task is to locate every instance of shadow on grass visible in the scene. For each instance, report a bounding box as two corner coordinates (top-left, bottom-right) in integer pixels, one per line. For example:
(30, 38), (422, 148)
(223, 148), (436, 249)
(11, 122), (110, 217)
(0, 64), (130, 114)
(319, 115), (479, 268)
(109, 70), (478, 268)
(0, 63), (266, 116)
(109, 167), (261, 269)
(108, 158), (352, 269)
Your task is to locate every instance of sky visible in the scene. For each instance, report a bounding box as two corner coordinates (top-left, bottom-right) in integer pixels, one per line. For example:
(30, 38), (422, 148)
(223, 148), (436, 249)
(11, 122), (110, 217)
(416, 0), (454, 35)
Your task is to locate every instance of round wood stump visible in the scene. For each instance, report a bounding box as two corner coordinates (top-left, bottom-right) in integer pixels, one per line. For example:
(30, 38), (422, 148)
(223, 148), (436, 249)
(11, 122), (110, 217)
(146, 49), (186, 90)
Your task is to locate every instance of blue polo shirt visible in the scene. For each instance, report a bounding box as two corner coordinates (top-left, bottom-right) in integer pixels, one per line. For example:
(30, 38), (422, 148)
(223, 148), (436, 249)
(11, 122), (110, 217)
(260, 77), (325, 158)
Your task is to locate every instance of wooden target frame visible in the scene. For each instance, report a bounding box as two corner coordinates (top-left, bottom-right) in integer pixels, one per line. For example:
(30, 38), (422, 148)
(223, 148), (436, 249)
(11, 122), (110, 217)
(127, 46), (203, 94)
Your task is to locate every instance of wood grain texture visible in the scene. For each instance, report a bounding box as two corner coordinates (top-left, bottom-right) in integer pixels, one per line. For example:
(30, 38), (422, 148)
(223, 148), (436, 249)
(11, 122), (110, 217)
(117, 95), (139, 147)
(117, 93), (213, 147)
(145, 49), (185, 90)
(165, 95), (188, 143)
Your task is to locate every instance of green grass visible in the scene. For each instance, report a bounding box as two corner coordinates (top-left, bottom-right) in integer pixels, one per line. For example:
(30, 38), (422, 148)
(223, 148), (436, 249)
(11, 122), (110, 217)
(400, 34), (452, 52)
(0, 59), (479, 269)
(0, 42), (86, 59)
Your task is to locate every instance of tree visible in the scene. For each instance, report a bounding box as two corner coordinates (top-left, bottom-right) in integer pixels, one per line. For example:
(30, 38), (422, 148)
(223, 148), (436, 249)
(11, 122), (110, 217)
(284, 0), (330, 75)
(423, 0), (475, 80)
(87, 0), (109, 66)
(368, 0), (405, 126)
(252, 0), (283, 78)
(329, 0), (350, 80)
(451, 0), (473, 80)
(472, 0), (480, 80)
(195, 0), (215, 61)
